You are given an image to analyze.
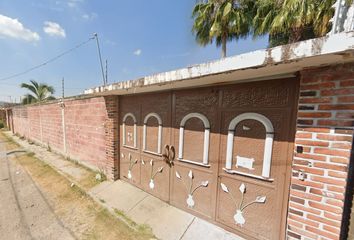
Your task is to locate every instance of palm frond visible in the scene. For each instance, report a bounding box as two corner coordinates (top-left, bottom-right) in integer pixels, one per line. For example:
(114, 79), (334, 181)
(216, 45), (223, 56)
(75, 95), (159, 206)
(192, 0), (254, 57)
(22, 94), (37, 105)
(20, 80), (55, 104)
(45, 96), (56, 101)
(20, 83), (38, 97)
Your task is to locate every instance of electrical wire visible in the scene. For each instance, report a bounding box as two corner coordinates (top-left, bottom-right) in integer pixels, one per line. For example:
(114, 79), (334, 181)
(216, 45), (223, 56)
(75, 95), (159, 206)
(0, 36), (95, 82)
(0, 81), (85, 90)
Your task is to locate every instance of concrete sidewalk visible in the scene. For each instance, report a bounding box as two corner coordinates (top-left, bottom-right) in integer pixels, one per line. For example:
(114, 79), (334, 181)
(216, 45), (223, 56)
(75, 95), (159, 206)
(89, 180), (243, 240)
(4, 131), (243, 240)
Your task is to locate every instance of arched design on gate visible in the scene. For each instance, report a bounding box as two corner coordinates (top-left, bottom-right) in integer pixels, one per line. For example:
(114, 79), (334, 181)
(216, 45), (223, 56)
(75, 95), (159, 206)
(178, 113), (210, 166)
(143, 112), (163, 154)
(122, 113), (137, 148)
(225, 113), (274, 178)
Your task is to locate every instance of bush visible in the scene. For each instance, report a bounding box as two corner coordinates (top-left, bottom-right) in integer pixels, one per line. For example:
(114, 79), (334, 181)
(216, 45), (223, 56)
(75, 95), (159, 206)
(0, 120), (4, 129)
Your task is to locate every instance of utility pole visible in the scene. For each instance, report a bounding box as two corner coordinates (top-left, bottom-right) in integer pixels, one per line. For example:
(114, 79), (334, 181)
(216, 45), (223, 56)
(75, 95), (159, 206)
(105, 59), (108, 84)
(62, 77), (65, 99)
(60, 77), (67, 155)
(93, 33), (106, 86)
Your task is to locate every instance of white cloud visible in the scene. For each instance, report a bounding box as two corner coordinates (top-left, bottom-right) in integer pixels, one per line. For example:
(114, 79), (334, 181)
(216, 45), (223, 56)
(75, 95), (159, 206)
(0, 14), (40, 42)
(104, 39), (116, 46)
(82, 12), (98, 21)
(133, 49), (142, 56)
(67, 0), (84, 8)
(43, 21), (66, 38)
(67, 2), (76, 8)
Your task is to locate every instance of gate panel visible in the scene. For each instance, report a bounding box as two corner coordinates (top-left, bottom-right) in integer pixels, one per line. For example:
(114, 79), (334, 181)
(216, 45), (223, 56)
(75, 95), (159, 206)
(120, 95), (141, 186)
(140, 92), (172, 202)
(171, 88), (220, 219)
(216, 79), (298, 239)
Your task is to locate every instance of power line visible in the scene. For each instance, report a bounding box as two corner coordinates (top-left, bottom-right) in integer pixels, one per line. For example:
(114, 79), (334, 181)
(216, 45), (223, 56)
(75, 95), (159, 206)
(0, 36), (95, 82)
(0, 81), (85, 90)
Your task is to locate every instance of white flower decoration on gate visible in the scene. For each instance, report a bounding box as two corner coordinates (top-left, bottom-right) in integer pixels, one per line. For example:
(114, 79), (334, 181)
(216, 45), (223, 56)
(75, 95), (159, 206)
(127, 153), (138, 179)
(220, 182), (266, 227)
(142, 159), (163, 189)
(175, 170), (209, 208)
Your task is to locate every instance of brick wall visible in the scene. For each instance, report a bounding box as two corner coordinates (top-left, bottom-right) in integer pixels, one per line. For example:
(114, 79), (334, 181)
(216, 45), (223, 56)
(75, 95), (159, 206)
(13, 106), (30, 138)
(27, 106), (41, 142)
(104, 96), (119, 180)
(287, 63), (354, 240)
(11, 96), (118, 180)
(64, 98), (107, 170)
(0, 109), (6, 126)
(40, 103), (64, 151)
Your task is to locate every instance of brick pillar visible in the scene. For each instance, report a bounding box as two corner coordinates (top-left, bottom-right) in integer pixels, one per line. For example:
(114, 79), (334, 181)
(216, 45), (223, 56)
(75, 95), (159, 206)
(287, 63), (354, 239)
(104, 96), (119, 180)
(5, 109), (10, 130)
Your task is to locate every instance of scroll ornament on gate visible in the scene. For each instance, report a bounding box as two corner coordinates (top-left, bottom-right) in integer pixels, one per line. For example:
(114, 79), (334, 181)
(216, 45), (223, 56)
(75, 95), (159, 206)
(162, 145), (175, 167)
(175, 170), (208, 208)
(141, 159), (163, 189)
(125, 153), (138, 180)
(220, 183), (266, 227)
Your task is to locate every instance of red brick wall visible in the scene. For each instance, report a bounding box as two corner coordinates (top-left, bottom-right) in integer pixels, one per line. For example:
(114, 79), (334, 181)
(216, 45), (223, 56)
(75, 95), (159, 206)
(27, 106), (42, 143)
(13, 106), (30, 138)
(0, 110), (6, 126)
(287, 63), (354, 240)
(65, 97), (110, 171)
(11, 97), (117, 179)
(39, 103), (64, 152)
(104, 96), (119, 180)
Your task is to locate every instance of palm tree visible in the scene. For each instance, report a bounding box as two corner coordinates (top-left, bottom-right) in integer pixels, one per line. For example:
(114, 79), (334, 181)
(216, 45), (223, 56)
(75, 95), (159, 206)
(313, 0), (336, 36)
(271, 0), (317, 42)
(192, 0), (254, 58)
(253, 0), (336, 45)
(252, 0), (287, 47)
(21, 80), (55, 104)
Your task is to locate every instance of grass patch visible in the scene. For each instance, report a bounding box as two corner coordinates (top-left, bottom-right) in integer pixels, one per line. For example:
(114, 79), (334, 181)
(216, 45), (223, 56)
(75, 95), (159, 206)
(113, 209), (152, 234)
(2, 132), (103, 191)
(0, 131), (20, 151)
(62, 156), (106, 190)
(77, 170), (100, 190)
(27, 152), (35, 157)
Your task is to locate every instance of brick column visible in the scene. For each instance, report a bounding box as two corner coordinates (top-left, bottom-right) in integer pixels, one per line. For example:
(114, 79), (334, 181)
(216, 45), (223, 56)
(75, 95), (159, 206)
(287, 63), (354, 239)
(104, 96), (119, 181)
(5, 109), (10, 130)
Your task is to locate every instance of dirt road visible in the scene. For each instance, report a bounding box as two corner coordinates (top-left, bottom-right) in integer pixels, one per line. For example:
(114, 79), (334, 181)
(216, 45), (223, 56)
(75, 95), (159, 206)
(0, 140), (75, 240)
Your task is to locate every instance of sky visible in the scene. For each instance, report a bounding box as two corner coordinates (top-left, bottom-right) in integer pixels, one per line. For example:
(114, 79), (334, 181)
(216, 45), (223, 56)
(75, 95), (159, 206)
(0, 0), (269, 102)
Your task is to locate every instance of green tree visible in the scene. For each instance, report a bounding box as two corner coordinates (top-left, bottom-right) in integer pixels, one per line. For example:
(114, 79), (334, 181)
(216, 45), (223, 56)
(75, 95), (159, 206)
(253, 0), (336, 46)
(21, 80), (55, 104)
(192, 0), (254, 58)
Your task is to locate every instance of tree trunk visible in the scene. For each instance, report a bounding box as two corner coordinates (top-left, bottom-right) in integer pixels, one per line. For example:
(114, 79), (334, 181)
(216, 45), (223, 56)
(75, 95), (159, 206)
(221, 35), (227, 58)
(289, 27), (303, 43)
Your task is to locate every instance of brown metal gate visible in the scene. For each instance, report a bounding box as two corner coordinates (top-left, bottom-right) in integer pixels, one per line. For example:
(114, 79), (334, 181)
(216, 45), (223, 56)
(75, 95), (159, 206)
(119, 78), (299, 239)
